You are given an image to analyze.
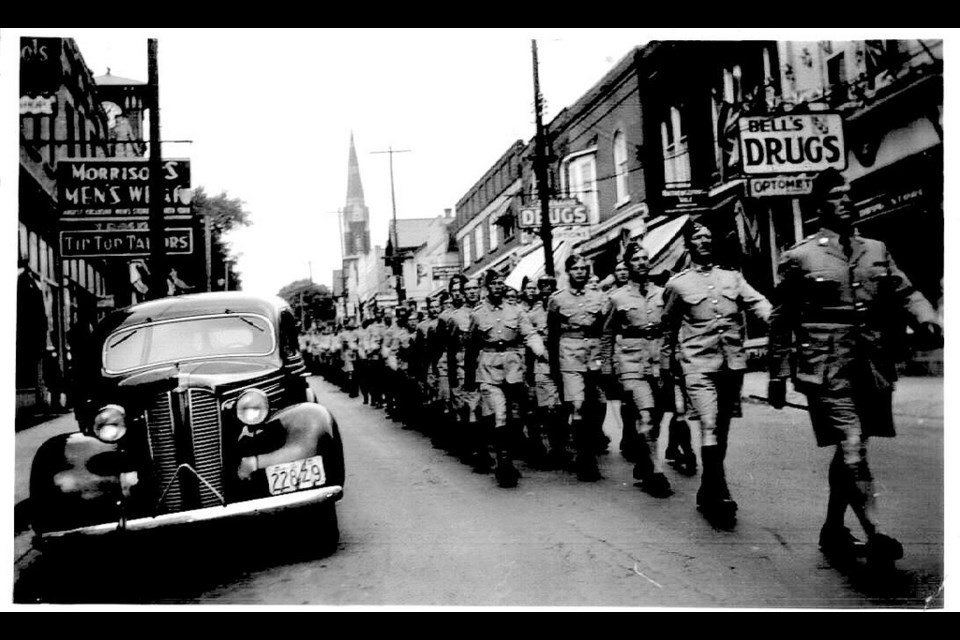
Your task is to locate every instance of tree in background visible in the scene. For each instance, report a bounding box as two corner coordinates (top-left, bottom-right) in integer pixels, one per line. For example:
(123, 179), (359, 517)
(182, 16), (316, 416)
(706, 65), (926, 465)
(192, 186), (251, 291)
(278, 279), (336, 330)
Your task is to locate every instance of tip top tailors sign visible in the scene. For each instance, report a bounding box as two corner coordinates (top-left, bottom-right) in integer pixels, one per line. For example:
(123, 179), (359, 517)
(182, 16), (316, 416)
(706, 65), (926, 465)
(57, 158), (192, 217)
(518, 198), (592, 228)
(738, 113), (846, 175)
(60, 227), (194, 258)
(748, 174), (815, 198)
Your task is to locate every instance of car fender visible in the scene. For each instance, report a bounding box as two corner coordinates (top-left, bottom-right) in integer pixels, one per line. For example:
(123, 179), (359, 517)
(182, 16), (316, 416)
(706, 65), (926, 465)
(253, 402), (345, 491)
(29, 432), (126, 535)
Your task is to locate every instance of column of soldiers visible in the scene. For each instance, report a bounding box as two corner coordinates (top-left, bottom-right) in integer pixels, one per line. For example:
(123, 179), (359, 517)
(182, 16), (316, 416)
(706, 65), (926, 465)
(303, 169), (941, 563)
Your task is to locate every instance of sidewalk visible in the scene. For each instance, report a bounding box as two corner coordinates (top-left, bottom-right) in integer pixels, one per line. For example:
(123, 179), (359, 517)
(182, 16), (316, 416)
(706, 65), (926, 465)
(741, 372), (944, 420)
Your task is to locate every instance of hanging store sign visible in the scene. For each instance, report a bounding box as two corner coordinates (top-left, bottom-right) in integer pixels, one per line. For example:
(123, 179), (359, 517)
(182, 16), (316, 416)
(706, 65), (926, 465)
(60, 227), (194, 258)
(552, 226), (591, 241)
(661, 188), (708, 210)
(432, 264), (461, 280)
(57, 158), (192, 216)
(518, 198), (590, 228)
(747, 174), (815, 197)
(739, 113), (846, 175)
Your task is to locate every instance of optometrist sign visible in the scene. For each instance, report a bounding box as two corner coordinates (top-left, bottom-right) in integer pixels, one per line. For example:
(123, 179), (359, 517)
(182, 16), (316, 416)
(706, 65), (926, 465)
(739, 113), (846, 175)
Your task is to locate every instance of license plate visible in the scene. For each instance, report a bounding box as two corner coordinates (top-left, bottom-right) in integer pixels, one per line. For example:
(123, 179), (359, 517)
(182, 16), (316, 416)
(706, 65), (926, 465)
(266, 456), (326, 496)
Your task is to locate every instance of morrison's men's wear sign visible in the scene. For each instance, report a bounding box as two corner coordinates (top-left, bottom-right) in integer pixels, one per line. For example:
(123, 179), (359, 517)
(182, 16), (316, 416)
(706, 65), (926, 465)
(57, 158), (192, 216)
(738, 113), (846, 175)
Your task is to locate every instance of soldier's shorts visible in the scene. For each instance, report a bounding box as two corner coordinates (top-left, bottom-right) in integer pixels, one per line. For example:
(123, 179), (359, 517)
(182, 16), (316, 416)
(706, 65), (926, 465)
(620, 376), (656, 411)
(480, 382), (525, 427)
(534, 374), (560, 408)
(803, 361), (894, 451)
(683, 369), (743, 442)
(561, 369), (606, 406)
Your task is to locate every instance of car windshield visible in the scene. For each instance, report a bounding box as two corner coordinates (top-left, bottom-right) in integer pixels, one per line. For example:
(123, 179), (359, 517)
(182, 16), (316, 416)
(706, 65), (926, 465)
(103, 314), (276, 373)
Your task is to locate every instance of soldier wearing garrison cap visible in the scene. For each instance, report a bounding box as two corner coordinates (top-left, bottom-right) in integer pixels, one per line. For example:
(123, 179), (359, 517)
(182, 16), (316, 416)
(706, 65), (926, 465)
(767, 168), (942, 563)
(661, 219), (771, 527)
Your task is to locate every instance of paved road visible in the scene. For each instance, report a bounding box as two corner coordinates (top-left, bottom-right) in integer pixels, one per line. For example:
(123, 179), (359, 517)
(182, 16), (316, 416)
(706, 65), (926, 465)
(13, 376), (944, 608)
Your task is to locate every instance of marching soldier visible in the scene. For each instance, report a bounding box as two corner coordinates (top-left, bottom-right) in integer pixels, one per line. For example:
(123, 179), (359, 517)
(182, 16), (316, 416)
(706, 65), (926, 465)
(415, 295), (444, 444)
(447, 276), (485, 465)
(524, 275), (568, 470)
(464, 270), (548, 488)
(602, 243), (672, 498)
(547, 254), (611, 481)
(382, 306), (416, 424)
(367, 309), (388, 408)
(661, 220), (771, 527)
(767, 169), (942, 563)
(338, 317), (361, 398)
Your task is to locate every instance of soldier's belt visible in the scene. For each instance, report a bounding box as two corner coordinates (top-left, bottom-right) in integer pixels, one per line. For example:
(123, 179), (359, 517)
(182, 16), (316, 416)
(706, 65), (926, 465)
(481, 342), (522, 352)
(621, 325), (662, 339)
(559, 330), (599, 339)
(803, 308), (869, 324)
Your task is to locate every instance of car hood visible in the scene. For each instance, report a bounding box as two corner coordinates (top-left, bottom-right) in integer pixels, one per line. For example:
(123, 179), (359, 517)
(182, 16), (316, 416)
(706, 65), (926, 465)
(115, 359), (283, 392)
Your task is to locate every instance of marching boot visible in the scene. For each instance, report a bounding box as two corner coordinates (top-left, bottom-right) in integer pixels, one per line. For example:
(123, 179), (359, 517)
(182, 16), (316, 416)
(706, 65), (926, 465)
(493, 427), (521, 488)
(696, 445), (737, 527)
(668, 416), (698, 476)
(632, 429), (672, 498)
(525, 413), (551, 470)
(587, 402), (610, 455)
(573, 419), (602, 482)
(470, 418), (495, 474)
(544, 409), (573, 471)
(619, 402), (640, 462)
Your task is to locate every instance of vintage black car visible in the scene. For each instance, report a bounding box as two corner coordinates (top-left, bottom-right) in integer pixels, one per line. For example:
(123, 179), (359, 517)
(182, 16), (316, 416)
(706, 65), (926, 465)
(29, 292), (344, 554)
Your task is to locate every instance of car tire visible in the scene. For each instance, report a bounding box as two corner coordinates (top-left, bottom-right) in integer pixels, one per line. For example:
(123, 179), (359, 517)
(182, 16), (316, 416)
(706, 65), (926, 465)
(314, 503), (340, 557)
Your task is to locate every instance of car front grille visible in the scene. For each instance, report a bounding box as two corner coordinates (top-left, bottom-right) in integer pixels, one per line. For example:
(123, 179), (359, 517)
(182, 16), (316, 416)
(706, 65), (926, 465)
(146, 389), (225, 514)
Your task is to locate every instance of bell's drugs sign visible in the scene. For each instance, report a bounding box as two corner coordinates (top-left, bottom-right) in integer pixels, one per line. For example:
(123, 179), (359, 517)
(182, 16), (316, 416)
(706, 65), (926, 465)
(738, 114), (846, 175)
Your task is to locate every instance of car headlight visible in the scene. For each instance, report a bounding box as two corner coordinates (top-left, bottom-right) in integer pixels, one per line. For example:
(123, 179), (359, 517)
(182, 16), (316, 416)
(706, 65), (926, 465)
(237, 389), (269, 425)
(93, 404), (127, 442)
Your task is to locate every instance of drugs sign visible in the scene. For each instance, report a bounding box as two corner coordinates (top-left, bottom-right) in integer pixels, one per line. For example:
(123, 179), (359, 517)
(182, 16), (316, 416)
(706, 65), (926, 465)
(518, 199), (591, 228)
(739, 114), (845, 175)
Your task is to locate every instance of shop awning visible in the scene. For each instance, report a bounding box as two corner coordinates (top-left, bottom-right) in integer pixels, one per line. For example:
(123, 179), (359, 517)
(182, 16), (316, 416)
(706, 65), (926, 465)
(631, 214), (689, 274)
(504, 240), (572, 291)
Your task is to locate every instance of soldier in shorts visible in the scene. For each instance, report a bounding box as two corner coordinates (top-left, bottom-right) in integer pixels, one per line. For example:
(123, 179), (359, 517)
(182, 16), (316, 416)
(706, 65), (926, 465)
(768, 169), (942, 562)
(603, 243), (672, 498)
(548, 255), (610, 481)
(447, 276), (484, 465)
(661, 220), (771, 527)
(464, 270), (547, 487)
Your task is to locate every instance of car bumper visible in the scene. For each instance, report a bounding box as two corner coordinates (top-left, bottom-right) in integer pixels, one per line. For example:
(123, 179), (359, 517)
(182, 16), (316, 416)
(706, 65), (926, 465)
(37, 485), (343, 542)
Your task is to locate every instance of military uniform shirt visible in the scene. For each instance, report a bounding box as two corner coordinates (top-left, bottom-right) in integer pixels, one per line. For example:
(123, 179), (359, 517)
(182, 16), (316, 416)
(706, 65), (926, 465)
(466, 298), (546, 385)
(662, 265), (771, 373)
(547, 287), (610, 372)
(602, 281), (665, 379)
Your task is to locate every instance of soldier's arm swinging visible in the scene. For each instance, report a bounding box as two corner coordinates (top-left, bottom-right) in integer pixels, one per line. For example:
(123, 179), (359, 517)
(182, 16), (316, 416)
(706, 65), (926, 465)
(767, 253), (800, 409)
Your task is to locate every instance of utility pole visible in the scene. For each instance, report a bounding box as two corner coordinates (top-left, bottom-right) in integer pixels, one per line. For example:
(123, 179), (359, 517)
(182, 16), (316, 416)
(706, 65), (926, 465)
(333, 208), (350, 321)
(532, 39), (555, 277)
(372, 146), (411, 304)
(147, 38), (167, 298)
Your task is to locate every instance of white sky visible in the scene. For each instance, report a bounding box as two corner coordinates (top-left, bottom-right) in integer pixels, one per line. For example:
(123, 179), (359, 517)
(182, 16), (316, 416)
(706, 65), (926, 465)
(6, 28), (669, 297)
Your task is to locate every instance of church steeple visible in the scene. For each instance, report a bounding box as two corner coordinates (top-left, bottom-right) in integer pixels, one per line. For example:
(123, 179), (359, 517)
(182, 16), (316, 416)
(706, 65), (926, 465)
(342, 131), (371, 257)
(346, 131), (365, 206)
